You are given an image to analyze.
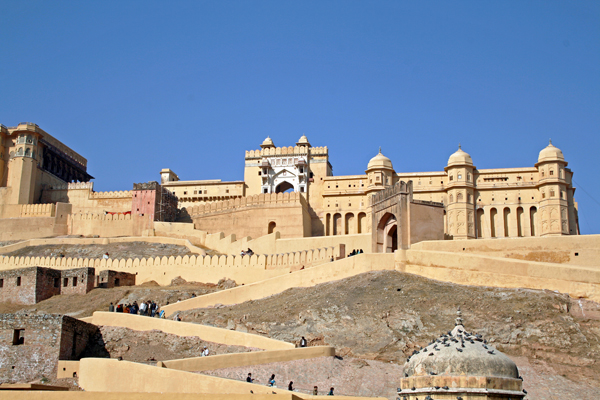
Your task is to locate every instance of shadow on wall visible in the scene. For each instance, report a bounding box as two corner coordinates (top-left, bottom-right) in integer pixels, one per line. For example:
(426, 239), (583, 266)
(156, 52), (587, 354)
(80, 330), (110, 359)
(177, 208), (192, 223)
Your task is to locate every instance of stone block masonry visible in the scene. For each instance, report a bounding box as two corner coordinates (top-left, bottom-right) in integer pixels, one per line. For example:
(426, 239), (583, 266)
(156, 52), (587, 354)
(0, 314), (98, 383)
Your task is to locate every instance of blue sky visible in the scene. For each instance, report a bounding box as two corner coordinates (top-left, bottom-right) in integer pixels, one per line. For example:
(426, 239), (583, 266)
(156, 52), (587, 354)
(1, 1), (599, 234)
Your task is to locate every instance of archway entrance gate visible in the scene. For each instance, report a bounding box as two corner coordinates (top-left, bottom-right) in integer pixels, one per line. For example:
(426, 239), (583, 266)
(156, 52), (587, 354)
(370, 181), (412, 253)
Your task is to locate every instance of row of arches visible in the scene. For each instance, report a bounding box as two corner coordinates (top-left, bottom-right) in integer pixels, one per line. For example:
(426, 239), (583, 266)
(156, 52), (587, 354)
(476, 206), (537, 238)
(324, 212), (368, 236)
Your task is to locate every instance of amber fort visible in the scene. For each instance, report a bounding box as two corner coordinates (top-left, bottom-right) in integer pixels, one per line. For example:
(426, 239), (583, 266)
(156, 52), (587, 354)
(0, 121), (598, 400)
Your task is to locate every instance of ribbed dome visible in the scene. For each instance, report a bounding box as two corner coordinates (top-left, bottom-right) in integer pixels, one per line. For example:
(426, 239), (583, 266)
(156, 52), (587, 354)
(404, 310), (519, 379)
(260, 136), (275, 148)
(367, 149), (394, 171)
(296, 135), (311, 147)
(447, 146), (473, 167)
(538, 140), (564, 163)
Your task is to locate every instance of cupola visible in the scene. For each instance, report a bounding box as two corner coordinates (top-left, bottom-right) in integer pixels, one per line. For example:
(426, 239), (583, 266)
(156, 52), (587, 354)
(537, 140), (565, 164)
(260, 136), (276, 149)
(296, 135), (311, 147)
(366, 148), (394, 172)
(447, 145), (473, 167)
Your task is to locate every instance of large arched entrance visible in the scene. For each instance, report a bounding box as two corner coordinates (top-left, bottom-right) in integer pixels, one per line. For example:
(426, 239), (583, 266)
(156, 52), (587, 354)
(376, 213), (398, 253)
(275, 181), (294, 193)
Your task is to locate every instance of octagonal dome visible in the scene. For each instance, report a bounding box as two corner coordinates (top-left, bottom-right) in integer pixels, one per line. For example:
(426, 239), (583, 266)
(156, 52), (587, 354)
(403, 309), (519, 379)
(296, 135), (311, 147)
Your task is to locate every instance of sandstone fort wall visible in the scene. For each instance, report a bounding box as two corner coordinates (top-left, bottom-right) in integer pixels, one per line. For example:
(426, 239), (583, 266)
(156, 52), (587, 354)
(88, 312), (293, 350)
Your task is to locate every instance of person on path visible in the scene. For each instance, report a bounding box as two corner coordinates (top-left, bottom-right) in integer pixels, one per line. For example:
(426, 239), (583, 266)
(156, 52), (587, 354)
(313, 386), (318, 395)
(201, 346), (209, 357)
(328, 387), (334, 396)
(246, 373), (254, 383)
(300, 336), (307, 347)
(288, 381), (294, 391)
(268, 374), (276, 387)
(108, 302), (114, 312)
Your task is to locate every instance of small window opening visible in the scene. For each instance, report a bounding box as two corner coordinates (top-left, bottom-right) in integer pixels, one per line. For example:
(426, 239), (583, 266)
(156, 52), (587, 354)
(0, 278), (3, 288)
(16, 277), (21, 286)
(73, 277), (77, 287)
(64, 278), (68, 287)
(13, 329), (24, 345)
(574, 252), (579, 256)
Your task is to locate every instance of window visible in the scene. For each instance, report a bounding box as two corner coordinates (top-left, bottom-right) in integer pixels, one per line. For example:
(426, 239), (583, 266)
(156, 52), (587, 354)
(467, 194), (472, 203)
(542, 192), (546, 199)
(64, 278), (68, 287)
(467, 173), (471, 182)
(73, 277), (77, 287)
(258, 171), (261, 176)
(263, 188), (268, 193)
(550, 170), (554, 176)
(541, 171), (545, 177)
(457, 174), (462, 180)
(183, 191), (187, 195)
(449, 175), (453, 181)
(300, 186), (304, 192)
(550, 190), (555, 197)
(16, 277), (21, 286)
(194, 190), (197, 194)
(0, 278), (3, 288)
(226, 189), (229, 193)
(13, 329), (24, 345)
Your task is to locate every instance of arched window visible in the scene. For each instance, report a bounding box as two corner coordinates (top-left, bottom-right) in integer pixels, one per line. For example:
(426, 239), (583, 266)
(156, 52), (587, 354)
(268, 221), (277, 234)
(457, 193), (463, 202)
(467, 194), (472, 203)
(24, 148), (30, 157)
(26, 135), (32, 144)
(449, 194), (453, 203)
(16, 147), (23, 156)
(467, 173), (471, 182)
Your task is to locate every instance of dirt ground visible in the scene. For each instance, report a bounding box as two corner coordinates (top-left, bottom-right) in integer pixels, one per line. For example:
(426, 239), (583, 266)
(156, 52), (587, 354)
(174, 270), (600, 399)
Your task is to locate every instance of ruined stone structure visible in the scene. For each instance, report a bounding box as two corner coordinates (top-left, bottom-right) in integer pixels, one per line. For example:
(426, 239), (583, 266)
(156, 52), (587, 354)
(0, 266), (132, 305)
(0, 314), (97, 383)
(399, 309), (525, 399)
(97, 270), (135, 289)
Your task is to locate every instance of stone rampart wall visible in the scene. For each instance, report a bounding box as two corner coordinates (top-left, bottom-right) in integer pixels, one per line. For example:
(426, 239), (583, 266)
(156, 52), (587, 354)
(19, 203), (55, 218)
(397, 248), (600, 301)
(0, 242), (341, 286)
(187, 192), (306, 217)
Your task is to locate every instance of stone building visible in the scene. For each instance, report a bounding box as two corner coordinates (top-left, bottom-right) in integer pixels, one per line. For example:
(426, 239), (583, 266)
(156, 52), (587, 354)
(171, 136), (579, 248)
(399, 309), (526, 399)
(0, 122), (92, 205)
(132, 181), (178, 222)
(0, 266), (111, 305)
(97, 270), (135, 289)
(0, 122), (581, 247)
(0, 313), (97, 383)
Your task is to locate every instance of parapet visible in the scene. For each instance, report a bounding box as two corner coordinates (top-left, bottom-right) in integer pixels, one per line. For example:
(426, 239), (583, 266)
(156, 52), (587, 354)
(370, 180), (412, 206)
(245, 145), (328, 159)
(187, 192), (306, 217)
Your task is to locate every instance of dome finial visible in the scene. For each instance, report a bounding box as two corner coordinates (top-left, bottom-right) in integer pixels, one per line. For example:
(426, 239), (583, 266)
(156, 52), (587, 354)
(458, 143), (461, 150)
(549, 138), (552, 145)
(379, 146), (382, 154)
(455, 306), (463, 327)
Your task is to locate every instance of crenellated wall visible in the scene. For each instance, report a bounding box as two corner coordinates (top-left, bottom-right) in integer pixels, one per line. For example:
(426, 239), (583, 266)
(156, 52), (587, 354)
(0, 244), (342, 286)
(244, 145), (328, 159)
(41, 182), (133, 214)
(19, 203), (55, 217)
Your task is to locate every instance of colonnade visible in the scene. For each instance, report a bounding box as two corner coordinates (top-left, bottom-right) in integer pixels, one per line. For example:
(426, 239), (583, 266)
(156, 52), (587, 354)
(475, 205), (538, 238)
(324, 212), (368, 236)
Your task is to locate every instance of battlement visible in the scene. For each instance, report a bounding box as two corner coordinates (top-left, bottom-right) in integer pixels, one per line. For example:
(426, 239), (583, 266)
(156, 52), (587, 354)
(187, 192), (305, 217)
(245, 145), (328, 159)
(370, 180), (412, 206)
(89, 190), (132, 199)
(44, 182), (95, 191)
(19, 204), (55, 218)
(72, 212), (132, 221)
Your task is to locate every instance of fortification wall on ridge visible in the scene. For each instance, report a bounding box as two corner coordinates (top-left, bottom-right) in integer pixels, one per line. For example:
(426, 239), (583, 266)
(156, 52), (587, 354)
(0, 240), (341, 286)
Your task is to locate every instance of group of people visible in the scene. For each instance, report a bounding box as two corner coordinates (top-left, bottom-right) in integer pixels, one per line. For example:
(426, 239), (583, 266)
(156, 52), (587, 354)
(109, 300), (164, 318)
(246, 373), (334, 395)
(240, 248), (254, 256)
(347, 249), (364, 257)
(243, 336), (334, 395)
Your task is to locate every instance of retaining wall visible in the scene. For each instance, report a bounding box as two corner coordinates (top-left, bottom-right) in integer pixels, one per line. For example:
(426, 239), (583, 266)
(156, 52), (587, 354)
(162, 346), (335, 371)
(88, 312), (294, 350)
(398, 248), (600, 301)
(161, 253), (395, 316)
